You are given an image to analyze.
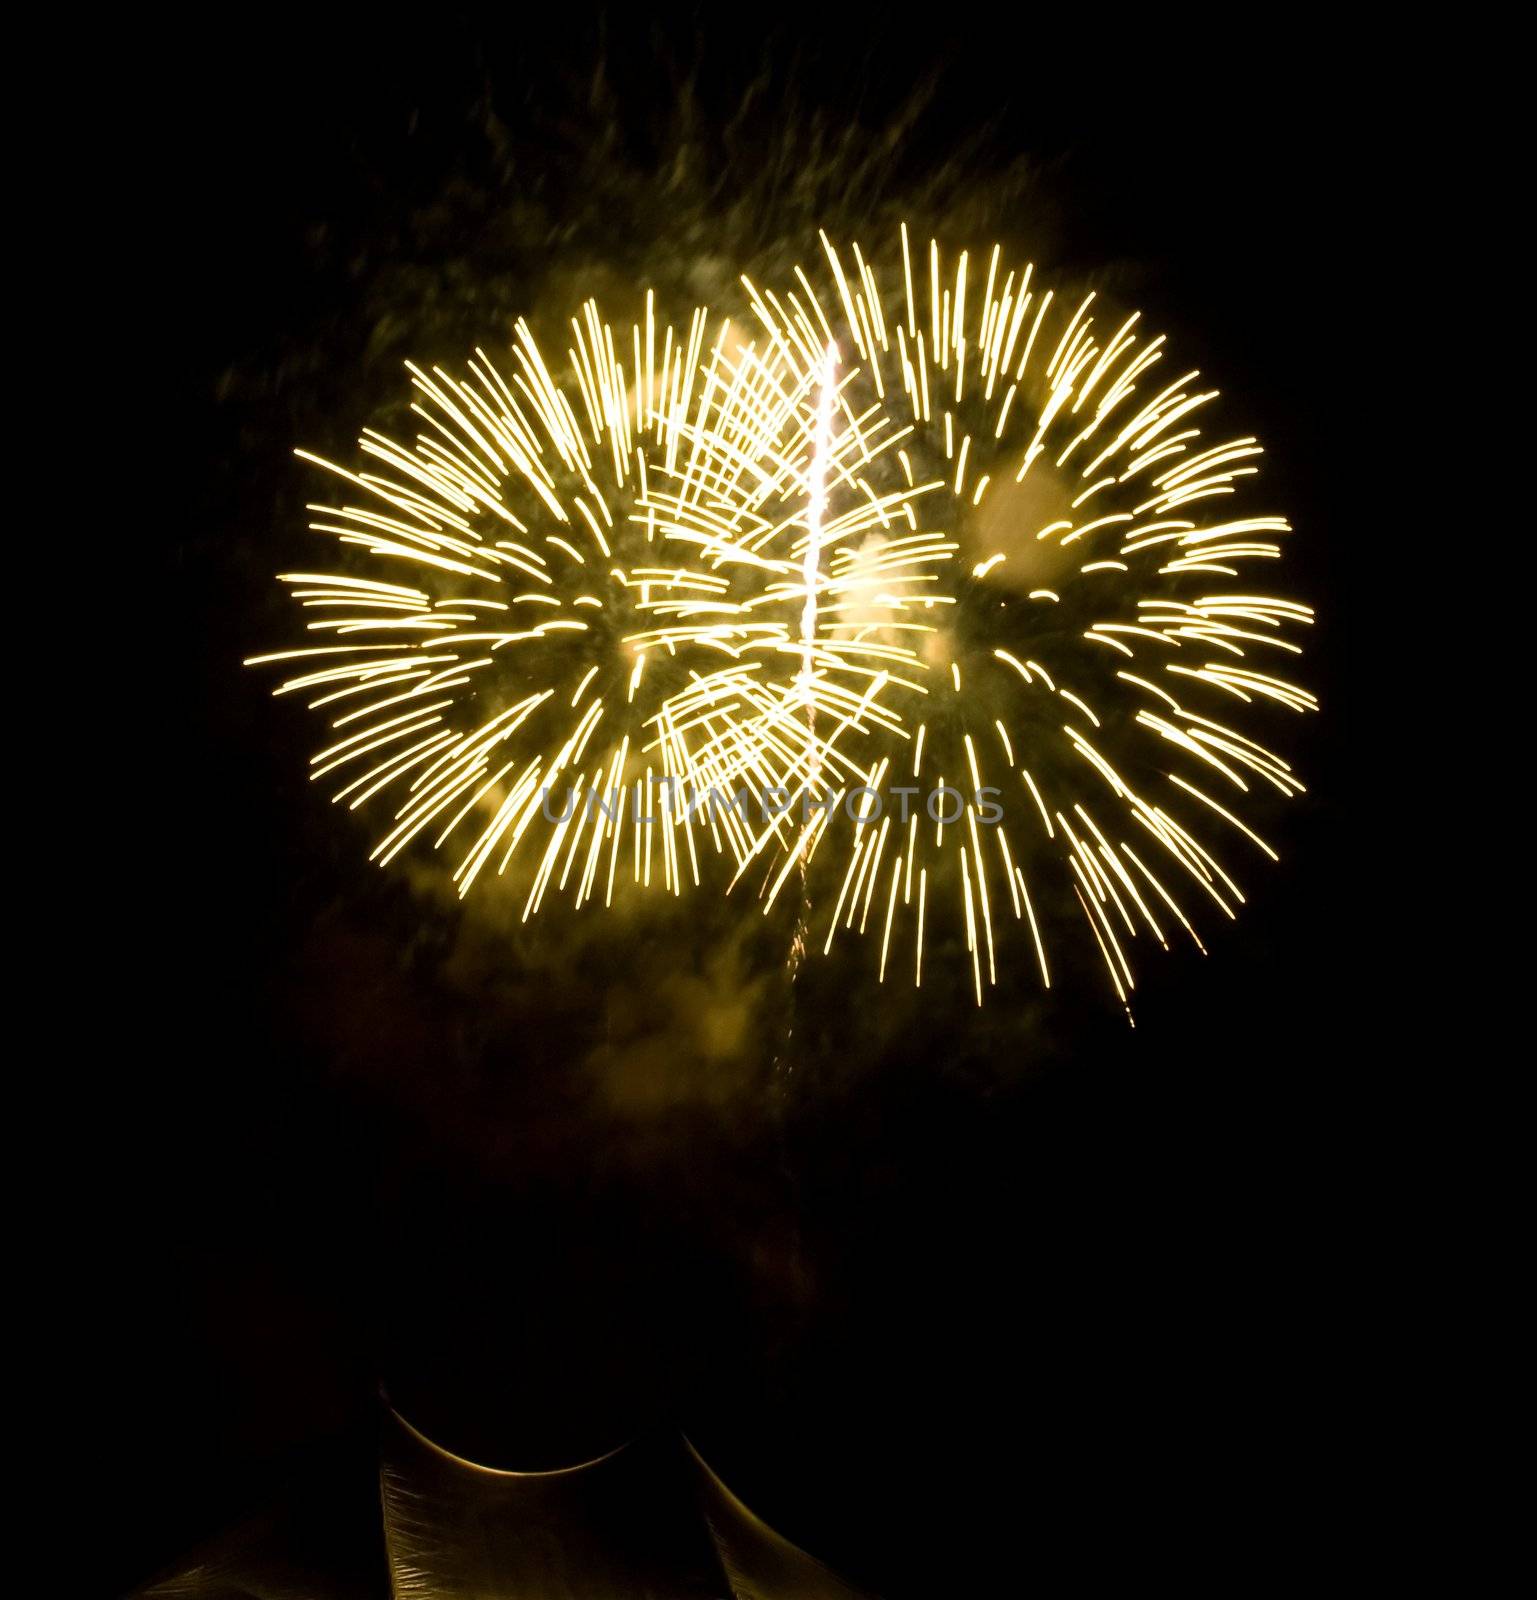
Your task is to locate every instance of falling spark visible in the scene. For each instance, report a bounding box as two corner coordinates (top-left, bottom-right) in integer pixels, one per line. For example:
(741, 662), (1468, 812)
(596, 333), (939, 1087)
(786, 343), (841, 985)
(799, 343), (840, 702)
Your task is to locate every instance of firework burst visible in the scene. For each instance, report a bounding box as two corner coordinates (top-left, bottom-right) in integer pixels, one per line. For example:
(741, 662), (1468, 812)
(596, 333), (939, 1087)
(249, 239), (1315, 1015)
(249, 296), (951, 918)
(735, 230), (1317, 1013)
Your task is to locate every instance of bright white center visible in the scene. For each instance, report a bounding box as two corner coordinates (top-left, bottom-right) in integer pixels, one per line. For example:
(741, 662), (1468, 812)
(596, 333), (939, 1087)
(798, 343), (840, 702)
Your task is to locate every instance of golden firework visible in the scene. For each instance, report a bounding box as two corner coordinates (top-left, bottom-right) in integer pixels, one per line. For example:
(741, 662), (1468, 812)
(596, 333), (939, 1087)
(248, 296), (950, 916)
(249, 241), (1315, 1017)
(735, 230), (1317, 1013)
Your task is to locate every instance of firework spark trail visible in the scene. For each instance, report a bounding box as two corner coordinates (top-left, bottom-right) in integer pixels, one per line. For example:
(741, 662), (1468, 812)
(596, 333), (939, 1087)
(798, 344), (841, 702)
(742, 229), (1316, 1015)
(642, 328), (954, 883)
(784, 343), (842, 986)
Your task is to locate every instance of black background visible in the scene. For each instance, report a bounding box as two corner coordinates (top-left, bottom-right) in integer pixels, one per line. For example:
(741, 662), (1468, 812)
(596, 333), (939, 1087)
(74, 11), (1370, 1594)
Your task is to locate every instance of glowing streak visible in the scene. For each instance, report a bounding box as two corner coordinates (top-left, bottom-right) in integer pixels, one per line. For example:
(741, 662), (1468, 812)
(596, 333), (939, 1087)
(799, 343), (840, 705)
(785, 343), (842, 990)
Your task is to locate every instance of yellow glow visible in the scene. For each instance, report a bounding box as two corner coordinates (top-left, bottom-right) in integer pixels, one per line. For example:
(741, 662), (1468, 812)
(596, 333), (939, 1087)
(725, 231), (1314, 1015)
(252, 235), (1314, 1018)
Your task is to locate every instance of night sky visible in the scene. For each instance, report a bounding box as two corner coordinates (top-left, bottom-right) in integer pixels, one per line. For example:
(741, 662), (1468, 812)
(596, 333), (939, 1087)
(80, 14), (1365, 1594)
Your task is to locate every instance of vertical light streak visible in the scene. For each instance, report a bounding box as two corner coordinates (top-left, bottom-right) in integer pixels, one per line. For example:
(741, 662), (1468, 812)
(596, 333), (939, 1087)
(786, 342), (841, 993)
(799, 342), (840, 704)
